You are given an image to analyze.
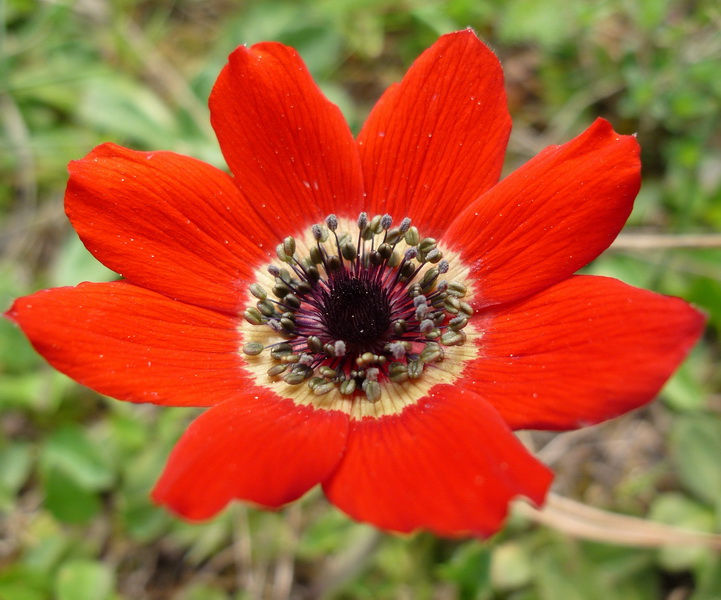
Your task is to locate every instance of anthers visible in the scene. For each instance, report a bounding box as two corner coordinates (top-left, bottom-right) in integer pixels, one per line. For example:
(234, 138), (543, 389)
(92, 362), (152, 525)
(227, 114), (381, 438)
(241, 212), (473, 405)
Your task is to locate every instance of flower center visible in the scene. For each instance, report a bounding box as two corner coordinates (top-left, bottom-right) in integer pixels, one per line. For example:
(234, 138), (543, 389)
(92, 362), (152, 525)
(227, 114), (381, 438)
(321, 271), (391, 349)
(241, 212), (473, 405)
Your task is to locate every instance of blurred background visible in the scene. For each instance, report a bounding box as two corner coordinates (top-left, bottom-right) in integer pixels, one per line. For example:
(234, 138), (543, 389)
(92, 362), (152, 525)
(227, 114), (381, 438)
(1, 0), (720, 599)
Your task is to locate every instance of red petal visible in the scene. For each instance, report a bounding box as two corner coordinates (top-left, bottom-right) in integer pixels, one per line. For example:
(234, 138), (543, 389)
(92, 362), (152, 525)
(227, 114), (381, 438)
(357, 30), (511, 236)
(464, 275), (706, 430)
(210, 42), (364, 235)
(152, 394), (349, 519)
(323, 386), (552, 537)
(65, 144), (275, 315)
(5, 282), (247, 407)
(446, 119), (640, 307)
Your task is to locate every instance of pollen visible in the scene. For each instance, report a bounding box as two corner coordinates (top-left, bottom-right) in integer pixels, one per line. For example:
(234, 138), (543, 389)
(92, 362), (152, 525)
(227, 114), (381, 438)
(239, 213), (479, 418)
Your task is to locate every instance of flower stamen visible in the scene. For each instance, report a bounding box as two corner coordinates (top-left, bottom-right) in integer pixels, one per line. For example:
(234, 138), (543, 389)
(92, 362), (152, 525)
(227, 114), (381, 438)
(241, 213), (474, 407)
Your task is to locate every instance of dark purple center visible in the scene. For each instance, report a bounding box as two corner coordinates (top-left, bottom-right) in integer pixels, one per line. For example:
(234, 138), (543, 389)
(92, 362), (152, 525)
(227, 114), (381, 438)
(320, 271), (392, 350)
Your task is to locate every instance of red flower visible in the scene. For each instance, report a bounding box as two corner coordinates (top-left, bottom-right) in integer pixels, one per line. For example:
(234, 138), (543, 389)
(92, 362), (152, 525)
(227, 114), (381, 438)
(6, 30), (705, 537)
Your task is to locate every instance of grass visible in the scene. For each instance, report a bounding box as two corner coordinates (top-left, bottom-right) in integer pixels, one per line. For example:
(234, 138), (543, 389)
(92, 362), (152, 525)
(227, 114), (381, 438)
(1, 0), (720, 598)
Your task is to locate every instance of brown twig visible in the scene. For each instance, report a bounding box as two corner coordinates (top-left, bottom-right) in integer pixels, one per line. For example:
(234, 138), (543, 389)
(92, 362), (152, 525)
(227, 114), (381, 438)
(610, 233), (721, 250)
(516, 493), (721, 549)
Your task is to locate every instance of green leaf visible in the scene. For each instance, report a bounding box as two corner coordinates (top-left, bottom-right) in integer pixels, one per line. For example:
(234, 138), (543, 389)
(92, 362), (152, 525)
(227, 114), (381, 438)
(692, 554), (721, 600)
(439, 541), (492, 599)
(497, 0), (577, 47)
(490, 541), (533, 591)
(663, 357), (706, 412)
(0, 442), (33, 508)
(533, 538), (658, 600)
(0, 372), (47, 409)
(77, 72), (180, 149)
(22, 524), (70, 573)
(51, 233), (117, 287)
(55, 559), (115, 600)
(120, 499), (168, 542)
(178, 582), (228, 600)
(0, 565), (51, 600)
(670, 413), (721, 506)
(649, 493), (716, 571)
(42, 425), (114, 490)
(0, 307), (43, 373)
(43, 467), (100, 524)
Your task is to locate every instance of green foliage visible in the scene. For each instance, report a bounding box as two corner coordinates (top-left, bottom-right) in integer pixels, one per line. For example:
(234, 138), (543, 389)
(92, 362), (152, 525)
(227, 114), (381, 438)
(55, 560), (115, 600)
(670, 414), (721, 507)
(532, 540), (659, 600)
(1, 0), (720, 598)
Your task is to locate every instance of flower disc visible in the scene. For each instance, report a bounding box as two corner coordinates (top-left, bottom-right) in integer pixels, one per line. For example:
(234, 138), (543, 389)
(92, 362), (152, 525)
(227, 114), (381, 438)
(239, 214), (480, 419)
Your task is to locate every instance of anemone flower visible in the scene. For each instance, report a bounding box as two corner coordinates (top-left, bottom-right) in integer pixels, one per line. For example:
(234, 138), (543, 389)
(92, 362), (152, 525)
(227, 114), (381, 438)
(6, 30), (705, 537)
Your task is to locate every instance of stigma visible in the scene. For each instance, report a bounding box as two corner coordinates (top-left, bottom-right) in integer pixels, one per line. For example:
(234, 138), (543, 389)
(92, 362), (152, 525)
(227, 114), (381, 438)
(239, 212), (478, 416)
